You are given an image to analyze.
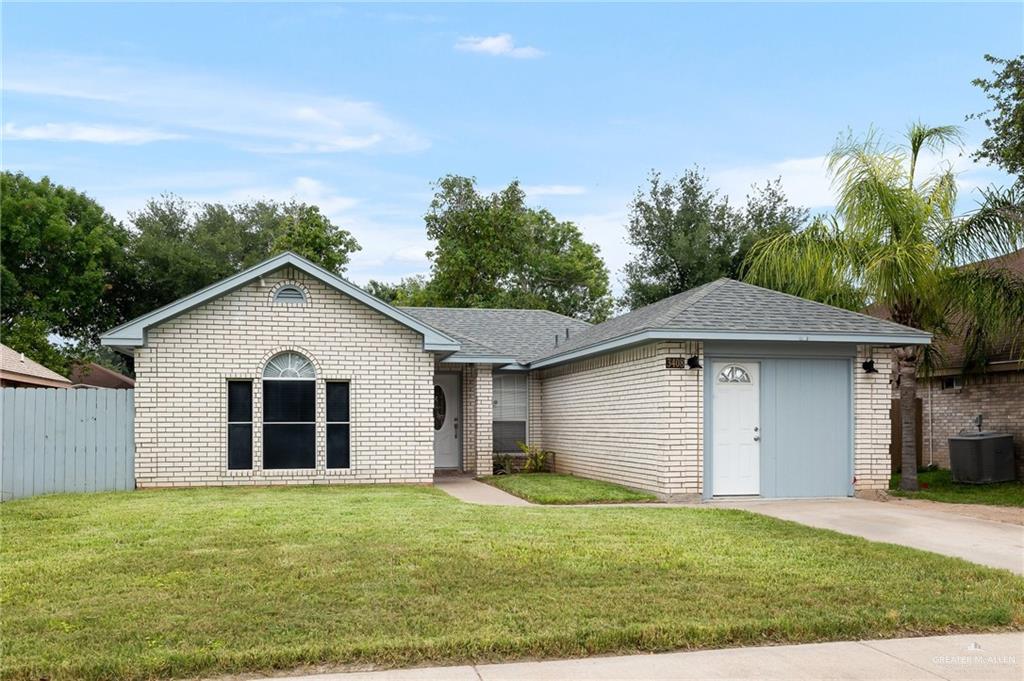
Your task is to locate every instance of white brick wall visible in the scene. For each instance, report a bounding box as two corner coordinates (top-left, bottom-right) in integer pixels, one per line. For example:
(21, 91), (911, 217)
(134, 267), (434, 487)
(854, 345), (894, 492)
(537, 341), (703, 498)
(458, 364), (493, 474)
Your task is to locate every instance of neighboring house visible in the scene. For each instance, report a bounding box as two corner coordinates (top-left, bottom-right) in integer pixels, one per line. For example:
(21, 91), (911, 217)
(919, 249), (1023, 472)
(100, 252), (929, 500)
(69, 362), (136, 389)
(0, 343), (72, 388)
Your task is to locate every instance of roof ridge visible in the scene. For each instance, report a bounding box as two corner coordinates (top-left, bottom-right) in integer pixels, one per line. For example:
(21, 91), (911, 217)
(400, 305), (591, 325)
(654, 278), (729, 328)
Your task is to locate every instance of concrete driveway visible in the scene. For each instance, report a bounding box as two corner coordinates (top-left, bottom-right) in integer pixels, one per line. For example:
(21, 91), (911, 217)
(714, 497), (1024, 574)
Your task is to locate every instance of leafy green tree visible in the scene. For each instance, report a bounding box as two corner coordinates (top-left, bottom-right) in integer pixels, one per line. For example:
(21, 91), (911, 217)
(971, 54), (1024, 184)
(744, 124), (1024, 491)
(364, 275), (434, 306)
(0, 172), (133, 373)
(128, 197), (360, 314)
(621, 170), (807, 310)
(418, 175), (613, 322)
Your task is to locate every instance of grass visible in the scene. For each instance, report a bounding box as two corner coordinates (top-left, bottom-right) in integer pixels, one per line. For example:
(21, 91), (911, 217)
(890, 468), (1024, 507)
(482, 472), (657, 504)
(2, 486), (1023, 681)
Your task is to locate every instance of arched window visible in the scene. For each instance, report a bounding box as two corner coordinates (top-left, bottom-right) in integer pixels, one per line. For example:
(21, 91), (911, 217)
(273, 285), (307, 304)
(262, 352), (316, 469)
(718, 365), (752, 384)
(263, 352), (316, 379)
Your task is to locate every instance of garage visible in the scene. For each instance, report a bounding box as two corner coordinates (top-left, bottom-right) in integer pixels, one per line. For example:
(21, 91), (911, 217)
(705, 344), (855, 499)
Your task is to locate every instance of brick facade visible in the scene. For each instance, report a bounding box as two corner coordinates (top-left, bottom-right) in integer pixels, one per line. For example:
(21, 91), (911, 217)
(134, 267), (435, 487)
(920, 370), (1024, 478)
(853, 346), (894, 492)
(537, 341), (703, 500)
(459, 364), (493, 475)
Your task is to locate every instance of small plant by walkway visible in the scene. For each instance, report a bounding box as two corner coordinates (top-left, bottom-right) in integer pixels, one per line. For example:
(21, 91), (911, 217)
(890, 468), (1024, 507)
(3, 485), (1023, 681)
(482, 472), (657, 504)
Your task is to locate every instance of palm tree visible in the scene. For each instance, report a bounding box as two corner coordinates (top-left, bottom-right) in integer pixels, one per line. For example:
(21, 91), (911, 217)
(744, 123), (1024, 491)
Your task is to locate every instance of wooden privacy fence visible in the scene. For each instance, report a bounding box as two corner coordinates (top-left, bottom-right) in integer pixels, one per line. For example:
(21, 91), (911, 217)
(1, 388), (134, 501)
(890, 397), (923, 473)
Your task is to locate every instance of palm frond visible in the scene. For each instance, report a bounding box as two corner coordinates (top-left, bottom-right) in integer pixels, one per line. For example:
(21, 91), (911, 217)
(906, 122), (964, 188)
(938, 185), (1024, 265)
(827, 135), (915, 241)
(943, 265), (1024, 371)
(742, 217), (866, 310)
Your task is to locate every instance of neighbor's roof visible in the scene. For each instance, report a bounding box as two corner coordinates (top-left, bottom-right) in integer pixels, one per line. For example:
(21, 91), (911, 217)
(933, 248), (1024, 371)
(100, 252), (461, 353)
(0, 343), (72, 387)
(527, 278), (932, 368)
(69, 362), (136, 389)
(400, 307), (591, 364)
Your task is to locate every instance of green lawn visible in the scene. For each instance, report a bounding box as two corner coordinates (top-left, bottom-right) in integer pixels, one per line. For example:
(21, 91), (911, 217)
(890, 468), (1024, 507)
(482, 472), (657, 504)
(3, 486), (1022, 681)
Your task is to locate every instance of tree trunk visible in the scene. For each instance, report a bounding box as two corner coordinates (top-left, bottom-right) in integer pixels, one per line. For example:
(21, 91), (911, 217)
(896, 348), (919, 491)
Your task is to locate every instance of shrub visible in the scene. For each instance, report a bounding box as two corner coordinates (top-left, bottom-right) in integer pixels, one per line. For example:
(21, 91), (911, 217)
(517, 442), (549, 473)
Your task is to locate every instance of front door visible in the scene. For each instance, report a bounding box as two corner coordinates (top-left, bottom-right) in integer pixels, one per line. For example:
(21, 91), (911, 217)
(433, 374), (460, 469)
(712, 362), (760, 496)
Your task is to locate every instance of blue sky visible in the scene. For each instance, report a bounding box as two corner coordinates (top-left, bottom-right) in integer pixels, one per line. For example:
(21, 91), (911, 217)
(3, 2), (1020, 290)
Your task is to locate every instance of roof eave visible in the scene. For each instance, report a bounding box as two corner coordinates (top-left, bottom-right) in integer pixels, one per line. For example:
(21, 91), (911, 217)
(527, 328), (932, 369)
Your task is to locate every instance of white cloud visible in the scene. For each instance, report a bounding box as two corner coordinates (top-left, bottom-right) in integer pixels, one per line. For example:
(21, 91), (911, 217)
(711, 145), (1000, 211)
(455, 34), (544, 59)
(3, 53), (428, 154)
(523, 184), (587, 197)
(3, 122), (183, 145)
(712, 156), (834, 209)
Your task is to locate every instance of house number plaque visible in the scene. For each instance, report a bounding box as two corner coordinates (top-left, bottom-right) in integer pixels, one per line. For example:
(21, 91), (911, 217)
(665, 357), (687, 369)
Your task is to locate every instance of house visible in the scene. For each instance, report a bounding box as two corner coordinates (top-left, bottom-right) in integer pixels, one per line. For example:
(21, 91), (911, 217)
(918, 249), (1023, 475)
(69, 362), (136, 389)
(100, 252), (930, 500)
(0, 343), (72, 388)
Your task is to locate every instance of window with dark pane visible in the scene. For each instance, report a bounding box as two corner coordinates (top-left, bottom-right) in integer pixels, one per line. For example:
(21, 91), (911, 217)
(262, 352), (316, 469)
(327, 381), (350, 469)
(227, 381), (252, 470)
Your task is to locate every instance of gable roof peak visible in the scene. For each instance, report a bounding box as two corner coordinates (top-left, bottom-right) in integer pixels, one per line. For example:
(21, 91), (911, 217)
(100, 251), (460, 353)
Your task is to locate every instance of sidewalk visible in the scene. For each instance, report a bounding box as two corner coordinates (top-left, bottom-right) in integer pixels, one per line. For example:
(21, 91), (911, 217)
(432, 476), (532, 506)
(265, 631), (1023, 680)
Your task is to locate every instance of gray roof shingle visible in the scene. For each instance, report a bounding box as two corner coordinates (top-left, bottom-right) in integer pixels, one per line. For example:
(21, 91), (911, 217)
(399, 307), (591, 363)
(528, 279), (931, 364)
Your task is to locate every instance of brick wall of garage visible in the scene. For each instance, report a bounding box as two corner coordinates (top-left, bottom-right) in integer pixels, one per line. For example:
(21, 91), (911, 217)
(854, 346), (895, 492)
(537, 341), (703, 499)
(536, 341), (893, 498)
(134, 267), (435, 487)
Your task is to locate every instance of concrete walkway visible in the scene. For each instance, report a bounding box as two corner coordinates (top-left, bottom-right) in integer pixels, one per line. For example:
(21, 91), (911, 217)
(267, 631), (1024, 680)
(432, 476), (532, 506)
(714, 497), (1024, 575)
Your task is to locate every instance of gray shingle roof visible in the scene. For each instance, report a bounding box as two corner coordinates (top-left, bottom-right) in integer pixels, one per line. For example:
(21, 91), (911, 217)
(399, 307), (591, 363)
(528, 278), (930, 364)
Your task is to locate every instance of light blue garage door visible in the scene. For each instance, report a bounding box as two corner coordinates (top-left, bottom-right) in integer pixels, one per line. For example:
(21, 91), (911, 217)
(759, 358), (852, 498)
